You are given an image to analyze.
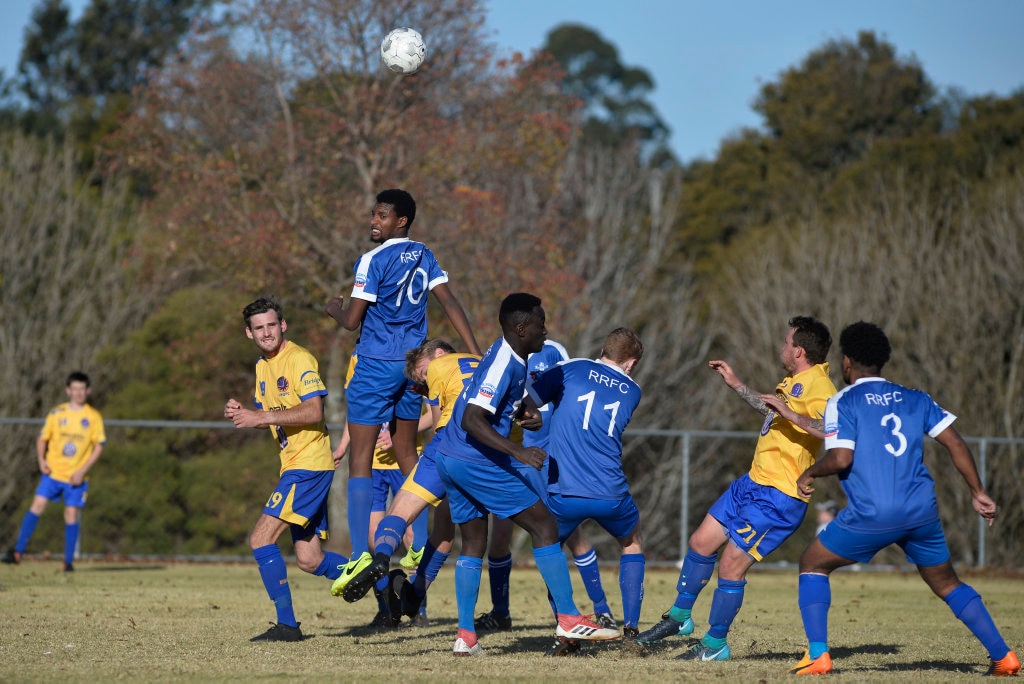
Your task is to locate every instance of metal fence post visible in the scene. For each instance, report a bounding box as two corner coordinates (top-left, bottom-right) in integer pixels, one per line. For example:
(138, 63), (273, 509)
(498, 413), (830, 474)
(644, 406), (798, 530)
(681, 431), (691, 564)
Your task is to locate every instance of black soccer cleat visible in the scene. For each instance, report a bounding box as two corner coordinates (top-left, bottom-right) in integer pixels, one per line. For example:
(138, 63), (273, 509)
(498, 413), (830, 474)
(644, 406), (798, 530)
(250, 622), (303, 642)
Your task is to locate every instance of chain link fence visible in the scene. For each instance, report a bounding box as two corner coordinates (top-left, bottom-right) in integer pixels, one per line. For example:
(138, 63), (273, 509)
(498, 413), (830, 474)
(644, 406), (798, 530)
(2, 418), (1020, 568)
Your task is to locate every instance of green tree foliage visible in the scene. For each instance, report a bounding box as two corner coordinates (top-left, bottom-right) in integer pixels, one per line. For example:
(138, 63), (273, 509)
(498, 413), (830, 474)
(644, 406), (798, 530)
(539, 23), (671, 163)
(13, 0), (212, 144)
(678, 31), (943, 260)
(754, 30), (939, 176)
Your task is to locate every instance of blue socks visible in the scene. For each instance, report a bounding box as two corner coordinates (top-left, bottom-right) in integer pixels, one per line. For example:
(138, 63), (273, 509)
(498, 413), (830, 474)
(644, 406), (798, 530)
(313, 552), (347, 580)
(707, 578), (746, 639)
(487, 553), (513, 617)
(674, 549), (717, 611)
(619, 553), (645, 628)
(347, 477), (373, 556)
(798, 573), (831, 658)
(534, 543), (577, 616)
(945, 583), (1010, 660)
(253, 544), (296, 627)
(374, 514), (407, 558)
(454, 555), (483, 632)
(64, 522), (80, 565)
(15, 511), (40, 554)
(575, 549), (611, 615)
(413, 540), (450, 597)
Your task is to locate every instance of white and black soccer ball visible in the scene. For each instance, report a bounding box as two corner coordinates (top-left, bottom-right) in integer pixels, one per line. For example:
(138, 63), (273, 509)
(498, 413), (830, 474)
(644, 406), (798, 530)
(380, 27), (426, 75)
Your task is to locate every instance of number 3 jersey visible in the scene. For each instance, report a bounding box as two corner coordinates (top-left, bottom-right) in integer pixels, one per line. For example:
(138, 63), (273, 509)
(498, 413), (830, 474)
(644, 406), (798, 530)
(824, 377), (956, 532)
(349, 237), (449, 361)
(528, 358), (642, 500)
(253, 340), (333, 475)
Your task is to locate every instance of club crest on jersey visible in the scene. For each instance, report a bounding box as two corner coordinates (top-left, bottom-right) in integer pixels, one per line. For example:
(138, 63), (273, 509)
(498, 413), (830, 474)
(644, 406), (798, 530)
(62, 442), (77, 457)
(277, 377), (289, 392)
(81, 418), (91, 427)
(791, 383), (804, 398)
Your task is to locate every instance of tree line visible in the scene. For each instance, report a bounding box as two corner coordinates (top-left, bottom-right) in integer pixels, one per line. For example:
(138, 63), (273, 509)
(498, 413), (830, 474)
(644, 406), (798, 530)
(1, 0), (1021, 565)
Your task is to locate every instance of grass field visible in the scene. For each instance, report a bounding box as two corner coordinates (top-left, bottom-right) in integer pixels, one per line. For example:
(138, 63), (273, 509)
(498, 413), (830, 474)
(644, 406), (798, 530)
(1, 558), (1020, 681)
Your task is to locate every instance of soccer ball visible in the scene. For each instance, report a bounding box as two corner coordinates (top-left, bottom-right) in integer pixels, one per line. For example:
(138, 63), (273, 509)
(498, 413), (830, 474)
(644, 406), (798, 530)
(380, 27), (426, 75)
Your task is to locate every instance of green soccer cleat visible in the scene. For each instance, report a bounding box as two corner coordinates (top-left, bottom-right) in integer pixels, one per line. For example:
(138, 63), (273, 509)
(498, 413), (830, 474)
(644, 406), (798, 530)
(331, 552), (374, 598)
(399, 546), (423, 570)
(340, 552), (390, 603)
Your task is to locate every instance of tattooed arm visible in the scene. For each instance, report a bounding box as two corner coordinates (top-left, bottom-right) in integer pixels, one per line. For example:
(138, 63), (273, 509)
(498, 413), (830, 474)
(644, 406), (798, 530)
(761, 394), (826, 438)
(708, 360), (771, 416)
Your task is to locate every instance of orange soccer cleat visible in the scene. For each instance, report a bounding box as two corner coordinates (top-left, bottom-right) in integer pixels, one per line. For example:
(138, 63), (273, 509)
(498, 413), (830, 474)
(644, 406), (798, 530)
(790, 650), (833, 675)
(986, 650), (1021, 677)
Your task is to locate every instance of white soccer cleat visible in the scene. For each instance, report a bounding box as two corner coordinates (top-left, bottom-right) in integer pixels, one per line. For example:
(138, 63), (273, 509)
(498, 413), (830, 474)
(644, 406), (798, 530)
(555, 614), (620, 641)
(453, 637), (484, 656)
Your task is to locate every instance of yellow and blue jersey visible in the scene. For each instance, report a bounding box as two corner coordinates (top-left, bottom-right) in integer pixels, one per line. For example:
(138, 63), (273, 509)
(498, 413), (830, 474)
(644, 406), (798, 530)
(39, 403), (106, 483)
(425, 352), (480, 429)
(253, 340), (333, 475)
(748, 362), (836, 501)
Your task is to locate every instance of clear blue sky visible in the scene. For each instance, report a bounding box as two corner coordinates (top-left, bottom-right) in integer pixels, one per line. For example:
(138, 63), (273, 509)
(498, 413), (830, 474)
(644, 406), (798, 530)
(3, 0), (1023, 163)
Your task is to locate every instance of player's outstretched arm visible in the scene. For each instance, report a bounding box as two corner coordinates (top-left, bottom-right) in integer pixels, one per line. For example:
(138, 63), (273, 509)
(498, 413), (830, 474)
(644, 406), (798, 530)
(709, 360), (770, 416)
(936, 426), (998, 526)
(761, 393), (826, 438)
(432, 284), (481, 355)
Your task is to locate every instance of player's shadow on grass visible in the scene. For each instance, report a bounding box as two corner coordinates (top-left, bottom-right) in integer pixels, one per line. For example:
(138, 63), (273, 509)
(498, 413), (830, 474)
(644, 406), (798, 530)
(748, 641), (900, 663)
(841, 656), (980, 676)
(326, 615), (458, 639)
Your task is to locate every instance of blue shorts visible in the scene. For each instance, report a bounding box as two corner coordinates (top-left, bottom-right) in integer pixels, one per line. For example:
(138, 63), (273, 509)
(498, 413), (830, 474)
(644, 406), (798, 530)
(819, 519), (950, 566)
(708, 473), (807, 562)
(35, 474), (89, 508)
(262, 469), (334, 542)
(435, 452), (542, 524)
(549, 492), (640, 541)
(510, 458), (549, 503)
(400, 437), (446, 507)
(372, 468), (406, 512)
(345, 356), (421, 425)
